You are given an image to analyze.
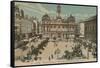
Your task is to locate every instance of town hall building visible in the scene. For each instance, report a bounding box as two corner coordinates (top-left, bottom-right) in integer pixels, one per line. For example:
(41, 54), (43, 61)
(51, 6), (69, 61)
(41, 5), (78, 40)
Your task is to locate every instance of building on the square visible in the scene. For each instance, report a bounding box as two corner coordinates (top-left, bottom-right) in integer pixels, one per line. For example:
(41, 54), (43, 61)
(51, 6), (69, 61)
(41, 5), (79, 40)
(15, 5), (38, 40)
(84, 16), (97, 42)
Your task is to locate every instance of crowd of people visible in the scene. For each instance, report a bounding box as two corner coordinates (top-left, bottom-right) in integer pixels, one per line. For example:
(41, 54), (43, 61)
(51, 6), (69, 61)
(63, 38), (97, 60)
(15, 34), (97, 62)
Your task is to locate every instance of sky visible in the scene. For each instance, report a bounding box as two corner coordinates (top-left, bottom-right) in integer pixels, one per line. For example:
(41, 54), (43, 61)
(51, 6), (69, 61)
(15, 2), (97, 22)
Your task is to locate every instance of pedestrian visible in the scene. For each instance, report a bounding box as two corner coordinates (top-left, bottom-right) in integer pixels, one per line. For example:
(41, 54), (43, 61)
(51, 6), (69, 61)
(49, 56), (51, 61)
(51, 54), (53, 59)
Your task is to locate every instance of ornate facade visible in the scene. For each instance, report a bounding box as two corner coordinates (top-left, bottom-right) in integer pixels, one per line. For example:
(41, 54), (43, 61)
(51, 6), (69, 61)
(42, 5), (78, 40)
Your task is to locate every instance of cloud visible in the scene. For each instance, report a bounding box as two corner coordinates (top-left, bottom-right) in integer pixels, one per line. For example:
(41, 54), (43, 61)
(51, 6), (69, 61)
(15, 2), (96, 22)
(15, 2), (44, 15)
(15, 2), (63, 17)
(36, 4), (49, 13)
